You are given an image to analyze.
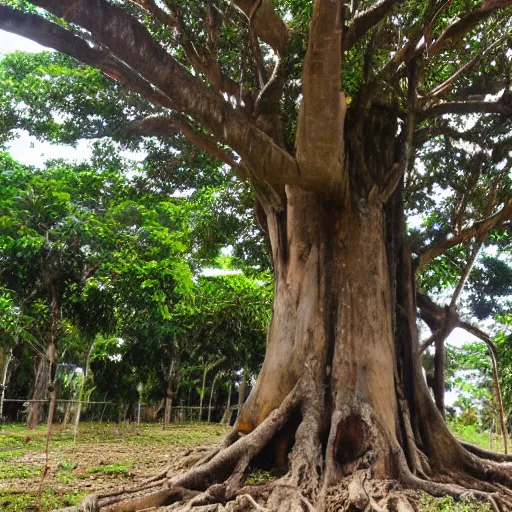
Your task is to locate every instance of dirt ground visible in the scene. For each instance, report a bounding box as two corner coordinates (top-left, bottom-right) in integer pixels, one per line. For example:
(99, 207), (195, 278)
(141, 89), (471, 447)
(0, 422), (230, 511)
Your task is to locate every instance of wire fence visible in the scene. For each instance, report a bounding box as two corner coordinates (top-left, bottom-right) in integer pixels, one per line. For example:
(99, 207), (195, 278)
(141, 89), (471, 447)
(2, 398), (238, 425)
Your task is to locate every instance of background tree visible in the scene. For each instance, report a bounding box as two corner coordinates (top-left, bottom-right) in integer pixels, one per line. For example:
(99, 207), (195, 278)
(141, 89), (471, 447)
(1, 0), (512, 509)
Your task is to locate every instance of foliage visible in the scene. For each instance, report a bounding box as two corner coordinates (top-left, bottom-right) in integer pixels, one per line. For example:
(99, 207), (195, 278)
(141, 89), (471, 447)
(419, 495), (491, 512)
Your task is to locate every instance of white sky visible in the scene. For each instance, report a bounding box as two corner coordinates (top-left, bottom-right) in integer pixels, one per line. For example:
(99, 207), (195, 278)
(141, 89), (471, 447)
(0, 29), (490, 407)
(0, 29), (95, 166)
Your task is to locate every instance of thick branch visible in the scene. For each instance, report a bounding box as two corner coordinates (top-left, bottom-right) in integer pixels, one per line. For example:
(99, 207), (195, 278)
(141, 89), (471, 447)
(343, 0), (403, 52)
(483, 0), (512, 10)
(295, 0), (345, 195)
(419, 97), (512, 120)
(414, 123), (484, 147)
(0, 4), (150, 93)
(232, 0), (289, 56)
(21, 0), (300, 189)
(416, 200), (512, 270)
(127, 115), (240, 170)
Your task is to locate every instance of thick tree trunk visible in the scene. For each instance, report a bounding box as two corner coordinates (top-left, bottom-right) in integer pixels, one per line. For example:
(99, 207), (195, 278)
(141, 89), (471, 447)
(239, 187), (398, 476)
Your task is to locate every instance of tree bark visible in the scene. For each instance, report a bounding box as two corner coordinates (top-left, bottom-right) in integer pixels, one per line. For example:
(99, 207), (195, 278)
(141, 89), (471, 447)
(433, 331), (446, 417)
(74, 341), (94, 442)
(0, 348), (12, 421)
(237, 368), (248, 422)
(239, 187), (399, 474)
(163, 358), (178, 430)
(221, 380), (233, 425)
(207, 371), (220, 423)
(27, 355), (49, 429)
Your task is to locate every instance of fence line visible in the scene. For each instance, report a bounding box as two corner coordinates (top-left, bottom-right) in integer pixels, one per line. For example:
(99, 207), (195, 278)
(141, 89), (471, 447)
(4, 399), (112, 404)
(2, 398), (240, 425)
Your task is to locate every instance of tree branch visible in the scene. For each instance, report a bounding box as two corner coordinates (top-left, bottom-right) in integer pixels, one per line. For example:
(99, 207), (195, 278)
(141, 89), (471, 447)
(81, 263), (100, 284)
(386, 5), (506, 76)
(379, 58), (418, 203)
(231, 0), (289, 56)
(416, 200), (512, 270)
(423, 10), (492, 57)
(295, 0), (346, 195)
(426, 30), (510, 99)
(128, 0), (241, 99)
(418, 97), (512, 121)
(0, 4), (149, 93)
(127, 115), (241, 171)
(414, 123), (484, 147)
(20, 0), (300, 189)
(449, 237), (484, 308)
(342, 0), (403, 52)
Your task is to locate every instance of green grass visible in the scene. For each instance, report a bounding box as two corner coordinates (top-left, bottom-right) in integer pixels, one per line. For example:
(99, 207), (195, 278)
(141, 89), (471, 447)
(0, 464), (42, 479)
(84, 462), (132, 476)
(0, 489), (85, 512)
(448, 421), (506, 453)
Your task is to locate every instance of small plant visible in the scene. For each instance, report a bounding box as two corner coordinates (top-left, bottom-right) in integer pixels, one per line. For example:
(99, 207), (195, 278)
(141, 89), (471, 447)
(58, 459), (77, 471)
(244, 469), (275, 486)
(419, 494), (492, 511)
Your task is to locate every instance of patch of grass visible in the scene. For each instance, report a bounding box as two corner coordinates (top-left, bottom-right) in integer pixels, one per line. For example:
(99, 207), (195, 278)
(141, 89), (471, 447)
(57, 459), (77, 472)
(419, 494), (491, 511)
(244, 469), (276, 485)
(448, 421), (506, 453)
(87, 462), (132, 475)
(0, 450), (23, 461)
(0, 489), (85, 512)
(0, 464), (41, 479)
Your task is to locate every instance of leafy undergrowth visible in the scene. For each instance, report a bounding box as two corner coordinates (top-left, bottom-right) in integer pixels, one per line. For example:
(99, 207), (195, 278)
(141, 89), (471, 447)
(0, 422), (229, 512)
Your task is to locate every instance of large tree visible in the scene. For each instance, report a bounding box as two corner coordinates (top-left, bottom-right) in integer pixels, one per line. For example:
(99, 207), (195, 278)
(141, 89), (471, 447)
(1, 0), (512, 510)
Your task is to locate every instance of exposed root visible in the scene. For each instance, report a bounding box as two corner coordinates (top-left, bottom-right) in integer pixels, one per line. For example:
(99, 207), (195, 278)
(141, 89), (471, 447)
(396, 448), (512, 511)
(236, 494), (270, 512)
(461, 440), (512, 464)
(53, 393), (512, 512)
